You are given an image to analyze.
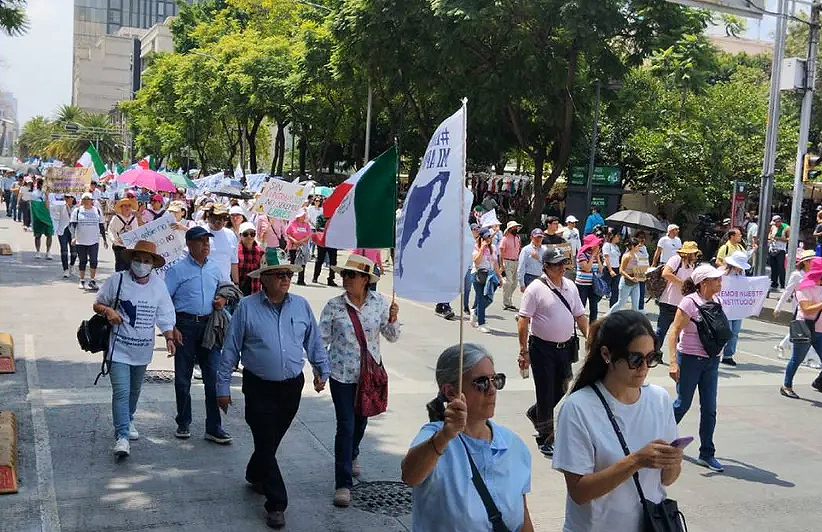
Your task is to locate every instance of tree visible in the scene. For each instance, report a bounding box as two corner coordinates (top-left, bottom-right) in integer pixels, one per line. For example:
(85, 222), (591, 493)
(17, 116), (53, 158)
(0, 0), (28, 37)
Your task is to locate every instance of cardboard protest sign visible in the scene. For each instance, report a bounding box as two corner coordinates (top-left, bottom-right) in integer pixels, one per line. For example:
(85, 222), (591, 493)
(252, 179), (307, 220)
(119, 213), (187, 275)
(44, 167), (93, 194)
(720, 275), (770, 320)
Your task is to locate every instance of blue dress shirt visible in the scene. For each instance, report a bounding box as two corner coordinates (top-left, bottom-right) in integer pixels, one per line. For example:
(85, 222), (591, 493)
(517, 243), (543, 288)
(164, 255), (223, 316)
(217, 291), (331, 396)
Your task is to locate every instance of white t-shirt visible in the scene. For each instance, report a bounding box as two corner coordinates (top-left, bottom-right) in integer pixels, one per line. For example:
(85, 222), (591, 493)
(562, 228), (581, 258)
(208, 226), (239, 281)
(307, 205), (322, 227)
(19, 187), (32, 201)
(656, 236), (682, 264)
(71, 206), (103, 246)
(96, 272), (176, 366)
(603, 242), (621, 270)
(553, 383), (678, 532)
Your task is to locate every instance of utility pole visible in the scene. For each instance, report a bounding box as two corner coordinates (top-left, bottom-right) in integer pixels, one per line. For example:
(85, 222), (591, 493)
(787, 1), (821, 269)
(585, 81), (602, 214)
(755, 0), (789, 275)
(364, 83), (373, 163)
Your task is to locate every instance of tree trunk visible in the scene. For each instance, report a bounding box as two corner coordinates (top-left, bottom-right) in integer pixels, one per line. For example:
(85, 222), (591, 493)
(494, 160), (505, 174)
(245, 116), (262, 174)
(221, 119), (237, 170)
(527, 146), (546, 229)
(299, 138), (307, 175)
(276, 121), (287, 176)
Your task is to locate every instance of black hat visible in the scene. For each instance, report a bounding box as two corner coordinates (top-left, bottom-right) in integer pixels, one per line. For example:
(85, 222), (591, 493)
(185, 226), (214, 241)
(542, 247), (566, 265)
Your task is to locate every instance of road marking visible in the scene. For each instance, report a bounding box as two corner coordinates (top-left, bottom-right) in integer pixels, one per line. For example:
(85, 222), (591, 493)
(24, 334), (61, 532)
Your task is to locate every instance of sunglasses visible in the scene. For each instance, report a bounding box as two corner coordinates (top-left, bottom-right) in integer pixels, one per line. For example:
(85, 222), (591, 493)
(262, 270), (294, 279)
(471, 373), (506, 393)
(242, 231), (256, 237)
(342, 270), (365, 279)
(623, 350), (663, 370)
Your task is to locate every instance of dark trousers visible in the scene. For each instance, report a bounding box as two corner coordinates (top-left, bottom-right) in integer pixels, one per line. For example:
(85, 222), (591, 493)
(638, 281), (646, 310)
(331, 379), (367, 489)
(2, 190), (10, 216)
(19, 199), (30, 227)
(656, 302), (678, 351)
(243, 370), (304, 512)
(113, 245), (129, 272)
(527, 335), (571, 446)
(608, 272), (620, 307)
(77, 243), (99, 271)
(9, 192), (17, 219)
(575, 283), (600, 323)
(288, 250), (306, 283)
(769, 250), (786, 288)
(174, 316), (222, 434)
(58, 227), (77, 271)
(313, 246), (338, 282)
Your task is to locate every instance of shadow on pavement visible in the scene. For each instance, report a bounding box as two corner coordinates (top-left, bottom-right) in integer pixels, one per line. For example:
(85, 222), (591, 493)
(684, 456), (795, 488)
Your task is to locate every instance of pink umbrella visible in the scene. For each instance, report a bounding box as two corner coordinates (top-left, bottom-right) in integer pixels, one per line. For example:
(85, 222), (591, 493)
(116, 167), (177, 192)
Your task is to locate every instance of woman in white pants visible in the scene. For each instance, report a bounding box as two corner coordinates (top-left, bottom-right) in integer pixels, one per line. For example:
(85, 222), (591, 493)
(774, 250), (821, 368)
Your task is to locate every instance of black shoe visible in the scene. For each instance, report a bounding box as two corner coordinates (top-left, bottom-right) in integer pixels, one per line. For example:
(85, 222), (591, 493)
(503, 305), (518, 312)
(312, 278), (319, 284)
(204, 429), (233, 444)
(327, 280), (339, 287)
(442, 310), (457, 321)
(266, 510), (285, 529)
(525, 405), (537, 430)
(296, 280), (306, 286)
(721, 358), (737, 367)
(539, 443), (554, 457)
(812, 380), (822, 393)
(175, 425), (190, 439)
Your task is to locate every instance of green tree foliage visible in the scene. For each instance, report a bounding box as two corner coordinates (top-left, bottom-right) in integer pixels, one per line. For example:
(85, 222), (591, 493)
(17, 108), (124, 164)
(0, 0), (28, 37)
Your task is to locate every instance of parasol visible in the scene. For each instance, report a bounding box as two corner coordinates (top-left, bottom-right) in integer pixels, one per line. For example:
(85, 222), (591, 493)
(605, 209), (667, 232)
(116, 168), (177, 192)
(161, 171), (197, 190)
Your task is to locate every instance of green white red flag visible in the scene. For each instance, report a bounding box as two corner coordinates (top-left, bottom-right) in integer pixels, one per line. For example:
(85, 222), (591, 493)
(75, 144), (107, 181)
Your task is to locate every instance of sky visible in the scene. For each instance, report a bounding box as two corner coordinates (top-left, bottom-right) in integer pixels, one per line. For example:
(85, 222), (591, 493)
(0, 0), (792, 129)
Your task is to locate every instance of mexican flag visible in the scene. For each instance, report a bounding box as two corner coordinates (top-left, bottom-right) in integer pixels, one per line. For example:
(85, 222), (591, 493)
(137, 155), (155, 170)
(323, 145), (398, 249)
(75, 144), (107, 180)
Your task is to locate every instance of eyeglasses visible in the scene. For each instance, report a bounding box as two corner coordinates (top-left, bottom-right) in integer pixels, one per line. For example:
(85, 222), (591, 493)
(242, 231), (256, 237)
(341, 270), (364, 279)
(624, 351), (663, 370)
(471, 373), (506, 393)
(262, 270), (294, 279)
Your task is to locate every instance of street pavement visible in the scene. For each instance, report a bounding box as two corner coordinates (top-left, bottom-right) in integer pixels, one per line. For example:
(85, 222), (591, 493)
(2, 214), (822, 532)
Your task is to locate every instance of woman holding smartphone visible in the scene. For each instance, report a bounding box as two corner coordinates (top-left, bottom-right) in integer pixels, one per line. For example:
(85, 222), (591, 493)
(553, 311), (683, 532)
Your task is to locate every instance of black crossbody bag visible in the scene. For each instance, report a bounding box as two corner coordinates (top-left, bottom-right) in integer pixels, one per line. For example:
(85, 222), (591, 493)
(539, 277), (580, 363)
(591, 384), (688, 532)
(459, 435), (511, 532)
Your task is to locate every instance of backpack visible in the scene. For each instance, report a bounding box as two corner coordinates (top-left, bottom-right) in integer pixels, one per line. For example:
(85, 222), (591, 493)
(645, 257), (682, 301)
(690, 296), (733, 357)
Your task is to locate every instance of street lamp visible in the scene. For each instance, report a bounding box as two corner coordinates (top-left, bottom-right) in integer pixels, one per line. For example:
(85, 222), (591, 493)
(584, 80), (622, 215)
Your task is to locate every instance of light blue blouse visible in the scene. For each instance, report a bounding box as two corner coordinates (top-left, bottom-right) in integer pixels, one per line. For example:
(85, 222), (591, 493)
(410, 420), (531, 532)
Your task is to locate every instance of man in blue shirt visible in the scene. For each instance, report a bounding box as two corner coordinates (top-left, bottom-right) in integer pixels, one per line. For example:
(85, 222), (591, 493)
(165, 226), (231, 444)
(517, 229), (545, 291)
(583, 206), (605, 235)
(217, 247), (330, 530)
(2, 171), (14, 217)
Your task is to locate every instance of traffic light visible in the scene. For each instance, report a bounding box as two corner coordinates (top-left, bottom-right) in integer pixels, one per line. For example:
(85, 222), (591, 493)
(803, 153), (822, 181)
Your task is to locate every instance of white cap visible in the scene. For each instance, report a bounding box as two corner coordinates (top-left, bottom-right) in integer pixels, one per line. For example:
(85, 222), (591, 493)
(691, 264), (724, 285)
(238, 221), (256, 235)
(772, 214), (782, 222)
(565, 215), (578, 223)
(81, 192), (93, 200)
(229, 205), (247, 217)
(667, 224), (679, 232)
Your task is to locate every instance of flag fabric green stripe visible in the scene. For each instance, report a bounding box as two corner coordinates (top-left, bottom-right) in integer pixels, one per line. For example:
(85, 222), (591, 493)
(353, 145), (398, 248)
(87, 144), (107, 178)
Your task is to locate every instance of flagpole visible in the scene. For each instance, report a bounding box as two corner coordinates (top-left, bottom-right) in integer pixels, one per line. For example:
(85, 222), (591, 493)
(391, 139), (398, 307)
(457, 98), (468, 397)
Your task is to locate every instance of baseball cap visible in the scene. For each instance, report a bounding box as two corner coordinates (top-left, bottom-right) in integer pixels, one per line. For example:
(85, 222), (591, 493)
(667, 224), (679, 232)
(229, 205), (247, 217)
(151, 194), (163, 203)
(772, 214), (782, 222)
(542, 247), (567, 265)
(691, 264), (724, 285)
(80, 192), (93, 200)
(469, 223), (479, 231)
(238, 221), (256, 235)
(565, 215), (578, 223)
(530, 228), (544, 238)
(478, 227), (492, 239)
(185, 226), (214, 241)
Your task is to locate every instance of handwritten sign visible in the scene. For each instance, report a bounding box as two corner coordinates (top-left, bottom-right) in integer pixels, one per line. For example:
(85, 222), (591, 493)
(119, 213), (187, 275)
(720, 275), (770, 320)
(44, 167), (93, 194)
(252, 179), (306, 220)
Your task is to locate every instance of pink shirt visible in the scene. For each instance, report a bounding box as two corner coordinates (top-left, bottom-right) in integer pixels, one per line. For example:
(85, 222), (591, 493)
(519, 275), (584, 342)
(796, 285), (822, 332)
(659, 255), (694, 307)
(256, 216), (284, 248)
(499, 233), (521, 261)
(285, 220), (312, 250)
(352, 248), (383, 266)
(676, 293), (717, 357)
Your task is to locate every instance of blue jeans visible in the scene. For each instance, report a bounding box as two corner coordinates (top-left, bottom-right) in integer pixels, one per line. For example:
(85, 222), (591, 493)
(463, 270), (474, 312)
(673, 352), (720, 459)
(3, 190), (11, 216)
(639, 282), (646, 310)
(330, 379), (368, 489)
(11, 192), (19, 221)
(576, 283), (600, 322)
(174, 317), (222, 434)
(473, 279), (489, 325)
(784, 330), (822, 388)
(656, 302), (677, 350)
(110, 361), (147, 440)
(723, 320), (742, 360)
(609, 278), (639, 313)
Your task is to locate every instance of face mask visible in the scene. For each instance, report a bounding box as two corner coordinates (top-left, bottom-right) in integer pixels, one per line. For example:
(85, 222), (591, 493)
(130, 261), (153, 278)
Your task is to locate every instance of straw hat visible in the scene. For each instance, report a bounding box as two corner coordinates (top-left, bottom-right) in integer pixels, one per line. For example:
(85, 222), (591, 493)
(504, 221), (522, 233)
(116, 197), (137, 211)
(120, 240), (165, 269)
(797, 249), (816, 264)
(167, 200), (187, 213)
(248, 247), (301, 277)
(677, 241), (700, 255)
(209, 204), (229, 216)
(331, 254), (380, 284)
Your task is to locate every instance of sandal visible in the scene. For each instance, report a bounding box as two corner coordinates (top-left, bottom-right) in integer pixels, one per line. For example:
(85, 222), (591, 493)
(780, 386), (800, 399)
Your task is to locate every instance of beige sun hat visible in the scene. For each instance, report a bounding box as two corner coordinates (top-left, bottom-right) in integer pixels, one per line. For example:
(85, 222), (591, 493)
(331, 254), (380, 284)
(120, 240), (165, 269)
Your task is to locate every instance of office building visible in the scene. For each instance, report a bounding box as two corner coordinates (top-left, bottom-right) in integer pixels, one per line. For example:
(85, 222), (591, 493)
(0, 91), (19, 157)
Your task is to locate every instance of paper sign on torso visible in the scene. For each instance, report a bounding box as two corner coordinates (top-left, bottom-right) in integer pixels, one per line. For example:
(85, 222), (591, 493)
(252, 179), (306, 220)
(720, 275), (771, 320)
(119, 213), (187, 275)
(44, 167), (93, 194)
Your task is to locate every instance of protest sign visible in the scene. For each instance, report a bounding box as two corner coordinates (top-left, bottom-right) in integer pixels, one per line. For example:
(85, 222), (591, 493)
(119, 213), (187, 274)
(252, 179), (306, 220)
(44, 167), (93, 194)
(720, 275), (770, 320)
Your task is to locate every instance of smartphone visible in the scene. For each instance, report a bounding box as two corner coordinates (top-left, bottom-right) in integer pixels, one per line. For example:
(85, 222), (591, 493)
(670, 436), (694, 449)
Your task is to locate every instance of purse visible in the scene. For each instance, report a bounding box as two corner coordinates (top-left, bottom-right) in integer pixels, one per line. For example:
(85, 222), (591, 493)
(346, 304), (388, 417)
(76, 273), (124, 385)
(591, 384), (688, 532)
(459, 435), (511, 532)
(474, 268), (489, 286)
(540, 277), (580, 363)
(789, 308), (821, 344)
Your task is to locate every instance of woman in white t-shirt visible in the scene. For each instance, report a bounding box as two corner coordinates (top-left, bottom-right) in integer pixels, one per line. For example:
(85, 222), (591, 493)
(553, 310), (682, 532)
(602, 230), (622, 308)
(471, 227), (501, 333)
(70, 192), (108, 290)
(655, 241), (698, 353)
(93, 240), (176, 458)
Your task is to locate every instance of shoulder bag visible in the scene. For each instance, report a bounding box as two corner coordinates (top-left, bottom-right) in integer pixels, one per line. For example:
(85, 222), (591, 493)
(688, 296), (732, 357)
(789, 307), (822, 344)
(591, 384), (688, 532)
(539, 277), (580, 363)
(76, 273), (124, 385)
(346, 304), (388, 417)
(459, 435), (511, 532)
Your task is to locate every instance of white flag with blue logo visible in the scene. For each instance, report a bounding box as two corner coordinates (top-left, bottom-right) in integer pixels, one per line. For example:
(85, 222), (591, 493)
(394, 105), (473, 302)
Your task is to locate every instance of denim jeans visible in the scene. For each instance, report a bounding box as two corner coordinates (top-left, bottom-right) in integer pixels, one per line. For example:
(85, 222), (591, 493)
(607, 271), (620, 307)
(9, 192), (17, 219)
(19, 199), (30, 228)
(609, 278), (640, 313)
(656, 302), (678, 350)
(110, 361), (147, 440)
(673, 352), (720, 459)
(784, 330), (822, 388)
(330, 379), (368, 489)
(463, 270), (474, 312)
(174, 317), (222, 434)
(638, 281), (646, 311)
(723, 320), (742, 360)
(575, 283), (600, 322)
(473, 279), (488, 325)
(58, 227), (77, 271)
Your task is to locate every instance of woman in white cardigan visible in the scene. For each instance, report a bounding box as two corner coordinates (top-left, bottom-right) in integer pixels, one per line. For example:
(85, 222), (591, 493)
(774, 250), (821, 368)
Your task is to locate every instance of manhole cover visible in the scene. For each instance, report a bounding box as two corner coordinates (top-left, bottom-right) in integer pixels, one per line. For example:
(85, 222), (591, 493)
(350, 481), (412, 517)
(143, 370), (175, 383)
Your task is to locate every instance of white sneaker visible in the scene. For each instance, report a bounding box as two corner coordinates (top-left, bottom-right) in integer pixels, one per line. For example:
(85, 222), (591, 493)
(33, 252), (40, 259)
(62, 270), (69, 279)
(478, 326), (491, 334)
(193, 366), (202, 380)
(70, 265), (77, 277)
(78, 279), (86, 289)
(774, 344), (788, 359)
(470, 311), (478, 328)
(114, 438), (130, 457)
(127, 422), (139, 441)
(45, 252), (52, 260)
(806, 359), (821, 369)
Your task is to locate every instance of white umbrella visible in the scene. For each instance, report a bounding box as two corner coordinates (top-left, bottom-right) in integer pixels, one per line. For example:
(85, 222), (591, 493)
(606, 209), (666, 232)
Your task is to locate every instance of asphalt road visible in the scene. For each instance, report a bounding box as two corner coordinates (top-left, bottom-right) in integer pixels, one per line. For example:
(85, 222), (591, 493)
(2, 215), (822, 532)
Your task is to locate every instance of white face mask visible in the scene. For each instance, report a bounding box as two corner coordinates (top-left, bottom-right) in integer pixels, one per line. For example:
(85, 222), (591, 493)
(130, 261), (153, 278)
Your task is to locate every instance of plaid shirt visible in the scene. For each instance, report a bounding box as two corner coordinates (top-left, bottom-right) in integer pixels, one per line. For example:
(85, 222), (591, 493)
(237, 241), (264, 296)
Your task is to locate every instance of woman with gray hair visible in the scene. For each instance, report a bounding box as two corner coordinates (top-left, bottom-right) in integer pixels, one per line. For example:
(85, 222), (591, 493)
(401, 343), (534, 531)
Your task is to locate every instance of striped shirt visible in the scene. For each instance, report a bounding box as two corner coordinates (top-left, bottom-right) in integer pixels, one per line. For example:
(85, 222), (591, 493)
(575, 251), (599, 286)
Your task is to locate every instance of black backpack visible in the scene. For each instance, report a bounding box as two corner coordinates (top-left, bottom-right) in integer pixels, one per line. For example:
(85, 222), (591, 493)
(693, 299), (733, 357)
(77, 274), (124, 384)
